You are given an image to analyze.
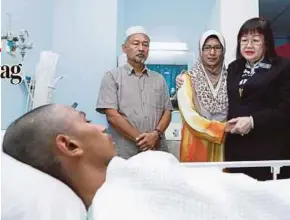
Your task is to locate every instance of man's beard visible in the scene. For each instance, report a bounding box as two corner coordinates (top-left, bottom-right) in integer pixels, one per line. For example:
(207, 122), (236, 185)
(134, 54), (146, 63)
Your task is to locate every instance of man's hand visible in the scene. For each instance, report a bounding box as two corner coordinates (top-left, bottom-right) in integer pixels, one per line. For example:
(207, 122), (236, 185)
(136, 131), (159, 151)
(104, 109), (141, 142)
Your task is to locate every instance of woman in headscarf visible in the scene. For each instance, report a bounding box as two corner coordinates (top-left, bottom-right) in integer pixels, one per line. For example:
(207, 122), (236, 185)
(177, 30), (232, 162)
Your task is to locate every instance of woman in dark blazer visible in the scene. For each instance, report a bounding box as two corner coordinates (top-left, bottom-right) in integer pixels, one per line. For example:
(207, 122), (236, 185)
(225, 17), (290, 180)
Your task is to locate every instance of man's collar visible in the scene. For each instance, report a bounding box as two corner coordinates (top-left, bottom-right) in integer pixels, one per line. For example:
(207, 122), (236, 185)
(124, 63), (150, 76)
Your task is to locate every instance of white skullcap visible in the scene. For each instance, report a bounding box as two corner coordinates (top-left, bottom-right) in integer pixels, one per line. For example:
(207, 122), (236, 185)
(199, 30), (226, 54)
(125, 26), (150, 41)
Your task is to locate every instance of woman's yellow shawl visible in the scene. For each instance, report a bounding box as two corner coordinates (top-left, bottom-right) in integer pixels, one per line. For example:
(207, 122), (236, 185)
(177, 74), (226, 162)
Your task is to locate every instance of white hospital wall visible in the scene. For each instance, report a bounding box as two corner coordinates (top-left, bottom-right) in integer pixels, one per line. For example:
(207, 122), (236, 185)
(1, 0), (258, 129)
(50, 0), (118, 126)
(219, 0), (259, 66)
(1, 0), (54, 129)
(207, 0), (259, 66)
(1, 0), (118, 128)
(119, 0), (259, 64)
(116, 0), (125, 56)
(118, 0), (217, 59)
(207, 0), (220, 31)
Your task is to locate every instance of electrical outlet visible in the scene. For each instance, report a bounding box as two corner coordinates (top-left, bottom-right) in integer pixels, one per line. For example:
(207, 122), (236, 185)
(165, 122), (182, 141)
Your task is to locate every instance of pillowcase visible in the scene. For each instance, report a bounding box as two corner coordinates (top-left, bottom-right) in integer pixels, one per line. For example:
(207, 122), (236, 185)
(1, 153), (87, 220)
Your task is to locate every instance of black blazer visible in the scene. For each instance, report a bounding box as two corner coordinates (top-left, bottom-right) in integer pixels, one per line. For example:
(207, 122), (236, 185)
(225, 56), (290, 180)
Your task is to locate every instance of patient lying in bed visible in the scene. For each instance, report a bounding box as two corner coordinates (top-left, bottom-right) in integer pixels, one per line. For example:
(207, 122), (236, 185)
(2, 104), (290, 220)
(90, 151), (290, 220)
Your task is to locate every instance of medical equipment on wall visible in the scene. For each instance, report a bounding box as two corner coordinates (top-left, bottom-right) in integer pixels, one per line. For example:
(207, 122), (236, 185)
(20, 51), (62, 112)
(32, 51), (63, 109)
(118, 42), (193, 66)
(16, 29), (33, 62)
(1, 14), (64, 112)
(1, 13), (35, 112)
(1, 14), (33, 61)
(71, 102), (78, 108)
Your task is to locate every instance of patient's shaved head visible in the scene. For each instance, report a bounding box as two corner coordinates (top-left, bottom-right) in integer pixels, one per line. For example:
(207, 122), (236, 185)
(3, 104), (76, 181)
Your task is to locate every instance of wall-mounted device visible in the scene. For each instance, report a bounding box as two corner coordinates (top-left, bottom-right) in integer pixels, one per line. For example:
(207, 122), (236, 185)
(1, 13), (33, 61)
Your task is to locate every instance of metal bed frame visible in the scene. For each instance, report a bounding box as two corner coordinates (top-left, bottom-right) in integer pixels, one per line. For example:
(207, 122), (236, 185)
(182, 160), (290, 180)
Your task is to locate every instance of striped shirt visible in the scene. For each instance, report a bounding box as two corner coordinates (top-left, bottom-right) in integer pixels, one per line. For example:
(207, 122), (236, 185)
(96, 63), (173, 159)
(238, 59), (271, 97)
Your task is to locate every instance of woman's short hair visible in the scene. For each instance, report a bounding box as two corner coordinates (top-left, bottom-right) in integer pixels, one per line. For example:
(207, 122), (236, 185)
(236, 17), (277, 62)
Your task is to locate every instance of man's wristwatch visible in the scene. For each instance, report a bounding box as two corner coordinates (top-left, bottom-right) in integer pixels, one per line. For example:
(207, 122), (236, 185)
(154, 128), (163, 140)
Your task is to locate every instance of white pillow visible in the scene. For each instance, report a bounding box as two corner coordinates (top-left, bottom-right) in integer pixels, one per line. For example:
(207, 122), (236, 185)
(1, 153), (87, 220)
(1, 130), (5, 145)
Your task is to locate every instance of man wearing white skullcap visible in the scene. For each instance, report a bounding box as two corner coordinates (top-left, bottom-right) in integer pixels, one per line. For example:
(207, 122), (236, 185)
(96, 26), (173, 159)
(124, 25), (150, 41)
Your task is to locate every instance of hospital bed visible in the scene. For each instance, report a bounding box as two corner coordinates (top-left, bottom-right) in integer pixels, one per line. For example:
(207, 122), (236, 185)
(182, 160), (290, 180)
(2, 126), (290, 220)
(2, 151), (289, 219)
(91, 151), (290, 220)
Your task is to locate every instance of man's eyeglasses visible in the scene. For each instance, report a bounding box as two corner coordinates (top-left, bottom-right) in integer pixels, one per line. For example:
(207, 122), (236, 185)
(202, 45), (223, 52)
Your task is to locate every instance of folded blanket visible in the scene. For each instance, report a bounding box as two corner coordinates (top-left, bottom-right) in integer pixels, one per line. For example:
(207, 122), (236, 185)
(91, 151), (290, 220)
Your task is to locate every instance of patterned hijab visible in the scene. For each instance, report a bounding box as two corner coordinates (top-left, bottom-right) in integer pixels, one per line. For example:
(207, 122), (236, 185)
(188, 30), (228, 116)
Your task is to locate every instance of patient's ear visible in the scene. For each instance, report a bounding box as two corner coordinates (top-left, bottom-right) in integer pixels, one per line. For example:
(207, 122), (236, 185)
(55, 134), (83, 157)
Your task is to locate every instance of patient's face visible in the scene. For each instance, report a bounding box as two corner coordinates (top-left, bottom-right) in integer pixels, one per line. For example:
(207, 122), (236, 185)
(70, 110), (116, 166)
